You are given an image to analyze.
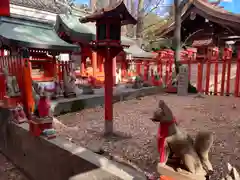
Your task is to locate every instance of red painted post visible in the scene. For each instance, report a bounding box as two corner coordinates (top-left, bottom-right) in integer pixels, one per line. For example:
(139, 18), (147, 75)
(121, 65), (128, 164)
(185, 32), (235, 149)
(112, 57), (116, 85)
(136, 62), (141, 75)
(104, 49), (113, 134)
(188, 52), (192, 81)
(220, 58), (227, 96)
(169, 60), (173, 82)
(144, 61), (149, 81)
(121, 61), (126, 78)
(234, 49), (240, 97)
(214, 58), (219, 95)
(164, 60), (168, 86)
(81, 56), (86, 75)
(92, 52), (97, 78)
(205, 60), (211, 95)
(0, 0), (10, 17)
(234, 59), (240, 97)
(22, 57), (33, 118)
(197, 62), (203, 93)
(0, 49), (4, 56)
(226, 55), (232, 96)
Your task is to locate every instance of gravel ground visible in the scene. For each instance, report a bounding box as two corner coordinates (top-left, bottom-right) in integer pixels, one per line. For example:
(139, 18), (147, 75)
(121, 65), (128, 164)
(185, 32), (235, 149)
(56, 94), (240, 180)
(0, 153), (28, 180)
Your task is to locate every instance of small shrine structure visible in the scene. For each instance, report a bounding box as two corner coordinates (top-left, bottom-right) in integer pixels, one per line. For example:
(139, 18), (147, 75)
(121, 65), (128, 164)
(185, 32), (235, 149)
(79, 0), (137, 134)
(0, 15), (79, 117)
(55, 13), (152, 85)
(156, 0), (240, 59)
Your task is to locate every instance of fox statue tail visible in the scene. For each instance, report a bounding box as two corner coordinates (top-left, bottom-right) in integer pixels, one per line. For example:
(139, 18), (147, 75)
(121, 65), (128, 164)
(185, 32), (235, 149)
(194, 131), (214, 172)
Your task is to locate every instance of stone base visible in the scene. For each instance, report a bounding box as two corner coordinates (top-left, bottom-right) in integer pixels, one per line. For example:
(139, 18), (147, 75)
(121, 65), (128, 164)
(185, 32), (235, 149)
(157, 163), (206, 180)
(51, 86), (164, 116)
(104, 120), (113, 136)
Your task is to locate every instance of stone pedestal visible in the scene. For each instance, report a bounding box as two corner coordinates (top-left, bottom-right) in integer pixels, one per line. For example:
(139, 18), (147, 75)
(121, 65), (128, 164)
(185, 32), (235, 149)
(177, 65), (189, 96)
(157, 164), (206, 180)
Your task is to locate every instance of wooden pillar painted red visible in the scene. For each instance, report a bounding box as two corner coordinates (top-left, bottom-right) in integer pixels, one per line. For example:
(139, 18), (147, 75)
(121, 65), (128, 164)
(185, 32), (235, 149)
(112, 57), (116, 85)
(104, 49), (113, 134)
(23, 58), (33, 118)
(92, 51), (97, 77)
(197, 62), (203, 93)
(214, 60), (219, 95)
(144, 61), (149, 81)
(136, 61), (141, 75)
(234, 48), (240, 97)
(121, 61), (126, 77)
(97, 53), (103, 72)
(0, 0), (10, 17)
(188, 53), (192, 81)
(81, 56), (86, 74)
(226, 55), (232, 96)
(0, 49), (4, 56)
(157, 60), (162, 78)
(220, 56), (227, 96)
(98, 55), (104, 72)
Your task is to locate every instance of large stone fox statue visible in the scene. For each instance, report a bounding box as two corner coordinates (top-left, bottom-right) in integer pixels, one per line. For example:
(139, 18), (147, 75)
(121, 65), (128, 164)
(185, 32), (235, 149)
(151, 100), (214, 176)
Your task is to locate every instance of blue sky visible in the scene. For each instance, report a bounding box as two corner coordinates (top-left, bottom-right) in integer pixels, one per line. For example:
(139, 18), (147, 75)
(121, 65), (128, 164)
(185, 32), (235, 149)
(75, 0), (240, 14)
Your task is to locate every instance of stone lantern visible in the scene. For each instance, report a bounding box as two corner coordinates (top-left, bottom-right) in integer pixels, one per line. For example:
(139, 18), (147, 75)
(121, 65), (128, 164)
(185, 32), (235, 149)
(80, 1), (137, 135)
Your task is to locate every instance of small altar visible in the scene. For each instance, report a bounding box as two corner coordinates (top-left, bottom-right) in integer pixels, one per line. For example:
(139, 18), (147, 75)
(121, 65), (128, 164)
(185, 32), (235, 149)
(50, 86), (163, 116)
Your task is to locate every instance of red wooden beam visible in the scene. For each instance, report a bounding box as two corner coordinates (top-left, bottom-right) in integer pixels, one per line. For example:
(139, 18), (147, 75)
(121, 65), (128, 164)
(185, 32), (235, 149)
(0, 0), (10, 17)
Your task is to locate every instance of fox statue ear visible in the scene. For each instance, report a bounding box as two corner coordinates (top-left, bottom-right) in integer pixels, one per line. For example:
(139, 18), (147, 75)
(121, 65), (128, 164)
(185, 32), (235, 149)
(224, 163), (240, 180)
(232, 167), (240, 180)
(227, 163), (233, 172)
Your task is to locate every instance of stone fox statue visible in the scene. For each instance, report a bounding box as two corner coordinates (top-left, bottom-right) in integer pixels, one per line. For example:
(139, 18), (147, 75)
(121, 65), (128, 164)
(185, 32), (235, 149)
(151, 100), (214, 175)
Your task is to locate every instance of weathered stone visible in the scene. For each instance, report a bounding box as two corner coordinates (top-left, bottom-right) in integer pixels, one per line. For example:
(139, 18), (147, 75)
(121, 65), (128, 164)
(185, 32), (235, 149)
(3, 67), (21, 97)
(82, 85), (94, 95)
(177, 65), (188, 96)
(63, 68), (76, 98)
(157, 164), (206, 180)
(152, 100), (213, 176)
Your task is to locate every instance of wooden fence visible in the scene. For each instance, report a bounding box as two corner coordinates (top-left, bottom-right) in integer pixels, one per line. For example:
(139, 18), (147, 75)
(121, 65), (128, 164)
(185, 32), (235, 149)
(150, 48), (239, 96)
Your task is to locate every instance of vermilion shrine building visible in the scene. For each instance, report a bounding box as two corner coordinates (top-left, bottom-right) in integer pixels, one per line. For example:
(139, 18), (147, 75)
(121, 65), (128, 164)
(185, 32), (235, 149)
(0, 0), (156, 86)
(156, 0), (240, 58)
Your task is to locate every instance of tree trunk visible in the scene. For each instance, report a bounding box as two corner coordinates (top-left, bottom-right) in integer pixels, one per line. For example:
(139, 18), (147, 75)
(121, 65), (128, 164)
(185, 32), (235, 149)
(136, 0), (144, 38)
(174, 0), (181, 74)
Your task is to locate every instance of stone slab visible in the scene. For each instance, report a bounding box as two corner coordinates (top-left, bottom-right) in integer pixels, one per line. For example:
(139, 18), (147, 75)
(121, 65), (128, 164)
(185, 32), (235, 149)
(51, 86), (163, 116)
(0, 107), (147, 180)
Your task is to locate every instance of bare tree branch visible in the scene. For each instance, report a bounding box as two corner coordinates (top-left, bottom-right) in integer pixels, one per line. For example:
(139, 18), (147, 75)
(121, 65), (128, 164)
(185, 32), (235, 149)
(144, 0), (163, 17)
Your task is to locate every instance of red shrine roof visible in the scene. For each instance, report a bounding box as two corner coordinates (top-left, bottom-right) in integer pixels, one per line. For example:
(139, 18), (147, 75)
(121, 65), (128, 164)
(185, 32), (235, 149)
(79, 0), (137, 25)
(156, 0), (240, 37)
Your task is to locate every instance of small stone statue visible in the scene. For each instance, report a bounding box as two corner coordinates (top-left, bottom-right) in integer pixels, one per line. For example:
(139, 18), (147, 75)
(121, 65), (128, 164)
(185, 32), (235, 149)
(63, 68), (76, 98)
(51, 77), (64, 99)
(152, 100), (213, 177)
(11, 103), (27, 124)
(3, 67), (21, 97)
